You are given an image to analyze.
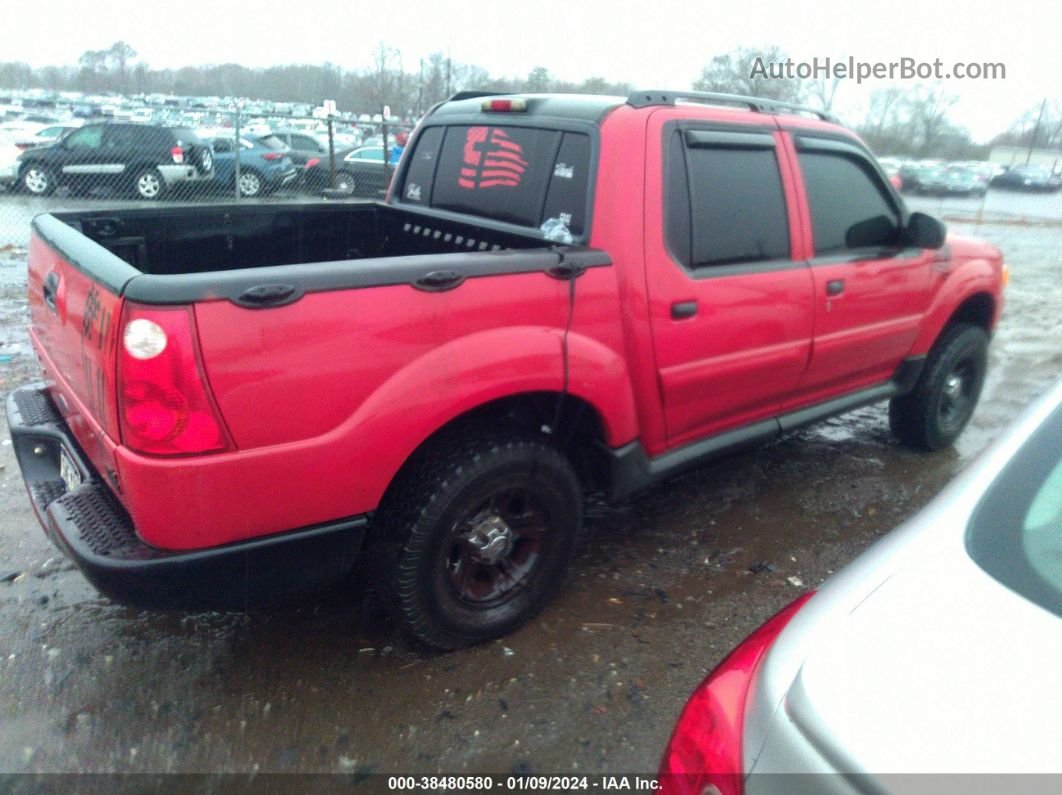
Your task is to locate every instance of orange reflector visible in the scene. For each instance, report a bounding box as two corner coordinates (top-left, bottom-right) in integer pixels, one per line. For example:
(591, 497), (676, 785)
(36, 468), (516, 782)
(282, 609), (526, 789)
(481, 98), (528, 112)
(1002, 263), (1010, 288)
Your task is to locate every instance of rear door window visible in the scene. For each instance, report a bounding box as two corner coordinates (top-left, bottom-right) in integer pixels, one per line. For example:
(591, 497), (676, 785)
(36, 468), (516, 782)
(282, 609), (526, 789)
(665, 128), (790, 269)
(64, 126), (104, 150)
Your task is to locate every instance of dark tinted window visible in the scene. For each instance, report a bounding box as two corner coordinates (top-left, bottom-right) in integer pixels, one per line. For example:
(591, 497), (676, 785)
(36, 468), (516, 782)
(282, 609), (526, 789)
(432, 125), (559, 227)
(400, 126), (444, 205)
(170, 127), (203, 146)
(541, 133), (591, 236)
(799, 151), (900, 254)
(666, 130), (790, 268)
(104, 126), (140, 148)
(411, 125), (591, 236)
(967, 400), (1062, 618)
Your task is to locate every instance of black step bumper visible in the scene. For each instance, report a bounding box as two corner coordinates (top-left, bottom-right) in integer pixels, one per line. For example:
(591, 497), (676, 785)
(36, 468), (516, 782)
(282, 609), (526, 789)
(6, 384), (366, 610)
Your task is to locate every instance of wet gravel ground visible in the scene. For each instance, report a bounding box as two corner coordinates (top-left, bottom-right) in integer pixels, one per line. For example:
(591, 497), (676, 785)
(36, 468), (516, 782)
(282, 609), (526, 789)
(0, 207), (1060, 781)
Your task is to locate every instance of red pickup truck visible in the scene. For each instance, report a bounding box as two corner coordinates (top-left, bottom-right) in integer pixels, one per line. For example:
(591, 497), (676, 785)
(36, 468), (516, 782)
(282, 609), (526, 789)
(8, 91), (1005, 649)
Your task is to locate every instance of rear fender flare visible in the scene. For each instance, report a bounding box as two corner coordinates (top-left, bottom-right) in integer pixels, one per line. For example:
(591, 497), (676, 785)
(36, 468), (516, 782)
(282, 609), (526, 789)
(346, 327), (638, 508)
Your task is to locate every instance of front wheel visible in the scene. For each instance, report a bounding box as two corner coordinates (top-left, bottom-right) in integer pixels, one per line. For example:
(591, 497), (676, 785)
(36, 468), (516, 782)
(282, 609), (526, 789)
(21, 164), (56, 196)
(374, 434), (582, 650)
(889, 323), (988, 450)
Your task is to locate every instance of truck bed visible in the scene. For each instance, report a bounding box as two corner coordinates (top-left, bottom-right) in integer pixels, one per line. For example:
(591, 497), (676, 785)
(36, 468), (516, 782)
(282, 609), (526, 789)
(34, 202), (602, 308)
(48, 202), (550, 275)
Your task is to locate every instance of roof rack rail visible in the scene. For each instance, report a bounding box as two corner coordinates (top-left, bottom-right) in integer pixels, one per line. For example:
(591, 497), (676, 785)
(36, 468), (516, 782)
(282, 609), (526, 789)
(627, 90), (839, 123)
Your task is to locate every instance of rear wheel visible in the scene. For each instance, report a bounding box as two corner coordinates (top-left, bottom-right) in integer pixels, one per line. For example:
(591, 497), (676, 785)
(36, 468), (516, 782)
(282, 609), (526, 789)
(133, 167), (164, 200)
(332, 171), (356, 195)
(195, 146), (213, 175)
(237, 170), (264, 198)
(889, 322), (988, 450)
(374, 434), (582, 650)
(21, 164), (55, 196)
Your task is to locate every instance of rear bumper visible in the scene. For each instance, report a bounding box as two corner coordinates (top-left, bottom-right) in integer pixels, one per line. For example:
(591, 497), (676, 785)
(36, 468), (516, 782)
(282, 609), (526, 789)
(7, 384), (366, 610)
(158, 164), (214, 186)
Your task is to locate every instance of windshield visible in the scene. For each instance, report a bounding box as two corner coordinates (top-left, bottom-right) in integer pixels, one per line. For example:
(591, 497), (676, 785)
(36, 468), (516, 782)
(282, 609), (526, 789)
(967, 399), (1062, 617)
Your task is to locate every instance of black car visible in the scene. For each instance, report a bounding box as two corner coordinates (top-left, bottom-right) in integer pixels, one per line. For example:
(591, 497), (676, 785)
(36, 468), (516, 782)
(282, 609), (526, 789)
(17, 122), (214, 199)
(916, 168), (988, 197)
(310, 145), (392, 198)
(991, 164), (1062, 192)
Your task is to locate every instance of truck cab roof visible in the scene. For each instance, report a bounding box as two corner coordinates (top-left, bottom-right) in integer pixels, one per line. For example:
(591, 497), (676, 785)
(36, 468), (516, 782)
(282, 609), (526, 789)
(431, 89), (842, 127)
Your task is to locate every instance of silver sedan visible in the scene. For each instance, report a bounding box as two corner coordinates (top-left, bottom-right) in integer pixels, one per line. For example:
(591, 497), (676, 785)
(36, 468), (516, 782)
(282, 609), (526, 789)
(659, 378), (1062, 794)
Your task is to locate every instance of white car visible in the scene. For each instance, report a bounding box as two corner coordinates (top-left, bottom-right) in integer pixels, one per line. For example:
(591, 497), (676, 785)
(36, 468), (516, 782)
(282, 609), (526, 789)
(0, 140), (22, 189)
(660, 378), (1062, 793)
(13, 121), (81, 151)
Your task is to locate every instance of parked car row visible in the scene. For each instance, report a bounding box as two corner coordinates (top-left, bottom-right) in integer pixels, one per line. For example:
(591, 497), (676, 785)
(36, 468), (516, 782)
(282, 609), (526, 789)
(3, 120), (396, 200)
(877, 156), (1062, 197)
(990, 163), (1062, 192)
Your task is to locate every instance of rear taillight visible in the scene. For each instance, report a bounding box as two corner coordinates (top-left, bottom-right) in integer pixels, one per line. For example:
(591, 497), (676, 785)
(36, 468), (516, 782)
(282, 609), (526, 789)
(305, 157), (321, 169)
(170, 145), (185, 164)
(659, 592), (814, 795)
(118, 304), (231, 456)
(262, 152), (284, 161)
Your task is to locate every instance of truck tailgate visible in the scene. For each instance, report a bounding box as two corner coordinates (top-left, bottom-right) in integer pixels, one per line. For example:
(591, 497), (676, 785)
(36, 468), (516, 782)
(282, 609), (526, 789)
(26, 226), (125, 485)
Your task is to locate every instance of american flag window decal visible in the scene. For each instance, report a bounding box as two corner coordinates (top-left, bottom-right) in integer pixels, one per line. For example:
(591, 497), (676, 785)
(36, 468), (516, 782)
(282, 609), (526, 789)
(419, 125), (590, 233)
(459, 127), (529, 190)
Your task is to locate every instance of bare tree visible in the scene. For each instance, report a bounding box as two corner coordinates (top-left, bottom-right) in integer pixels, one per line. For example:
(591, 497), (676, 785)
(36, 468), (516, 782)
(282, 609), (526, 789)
(366, 43), (403, 113)
(76, 49), (108, 91)
(693, 46), (805, 103)
(108, 41), (137, 91)
(906, 84), (959, 156)
(864, 86), (906, 137)
(526, 66), (552, 93)
(807, 75), (842, 112)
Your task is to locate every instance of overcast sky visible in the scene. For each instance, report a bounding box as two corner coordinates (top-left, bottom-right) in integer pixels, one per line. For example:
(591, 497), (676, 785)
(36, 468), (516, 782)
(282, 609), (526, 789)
(11, 0), (1058, 142)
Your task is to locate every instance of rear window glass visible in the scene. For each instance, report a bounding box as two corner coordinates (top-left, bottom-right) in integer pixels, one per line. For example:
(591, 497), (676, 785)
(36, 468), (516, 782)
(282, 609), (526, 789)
(257, 135), (287, 151)
(399, 125), (592, 236)
(967, 399), (1062, 618)
(171, 127), (204, 145)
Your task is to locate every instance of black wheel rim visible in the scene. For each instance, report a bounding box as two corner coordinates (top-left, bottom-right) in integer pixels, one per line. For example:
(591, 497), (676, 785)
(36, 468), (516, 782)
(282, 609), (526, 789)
(444, 488), (550, 609)
(938, 359), (977, 432)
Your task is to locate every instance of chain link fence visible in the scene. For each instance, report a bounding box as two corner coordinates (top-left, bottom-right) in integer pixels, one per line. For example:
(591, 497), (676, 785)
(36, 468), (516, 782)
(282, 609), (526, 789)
(0, 99), (414, 250)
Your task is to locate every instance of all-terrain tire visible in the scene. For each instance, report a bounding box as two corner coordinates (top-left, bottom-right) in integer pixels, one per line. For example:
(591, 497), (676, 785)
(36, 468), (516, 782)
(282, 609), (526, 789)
(889, 322), (988, 450)
(373, 434), (582, 650)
